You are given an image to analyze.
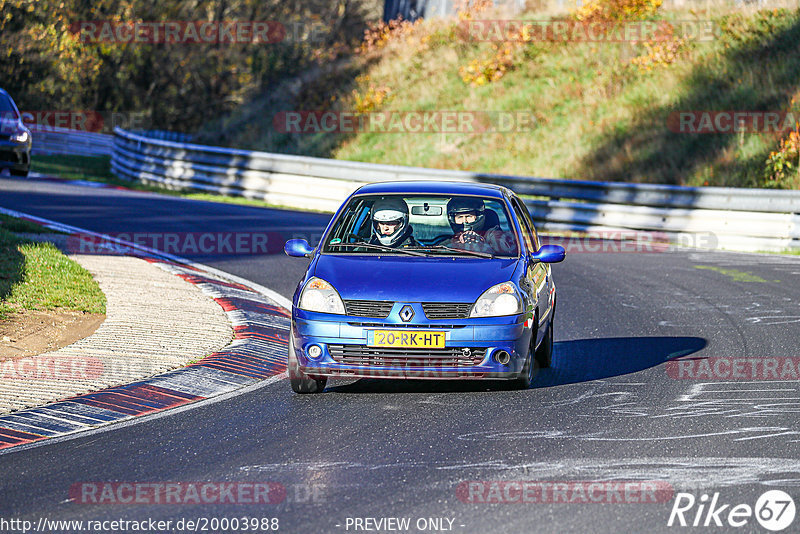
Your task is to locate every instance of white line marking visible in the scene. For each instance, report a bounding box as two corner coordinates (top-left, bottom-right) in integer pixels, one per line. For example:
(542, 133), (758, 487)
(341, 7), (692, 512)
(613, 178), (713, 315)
(0, 206), (292, 452)
(0, 374), (286, 456)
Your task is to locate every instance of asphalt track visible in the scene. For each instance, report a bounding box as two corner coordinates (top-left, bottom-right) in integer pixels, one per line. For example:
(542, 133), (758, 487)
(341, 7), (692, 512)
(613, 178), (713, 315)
(2, 176), (800, 533)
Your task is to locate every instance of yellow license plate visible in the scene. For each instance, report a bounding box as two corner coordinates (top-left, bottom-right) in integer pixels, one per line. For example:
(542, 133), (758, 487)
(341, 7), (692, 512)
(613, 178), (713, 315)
(370, 330), (446, 348)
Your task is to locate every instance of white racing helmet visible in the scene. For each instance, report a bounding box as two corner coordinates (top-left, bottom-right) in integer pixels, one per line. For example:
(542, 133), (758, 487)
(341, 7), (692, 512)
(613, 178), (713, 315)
(371, 197), (410, 246)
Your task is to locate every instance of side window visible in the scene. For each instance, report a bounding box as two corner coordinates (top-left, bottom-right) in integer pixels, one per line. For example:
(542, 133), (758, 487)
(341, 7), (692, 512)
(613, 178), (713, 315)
(352, 202), (373, 240)
(512, 197), (540, 250)
(510, 198), (535, 253)
(328, 199), (368, 244)
(485, 200), (511, 232)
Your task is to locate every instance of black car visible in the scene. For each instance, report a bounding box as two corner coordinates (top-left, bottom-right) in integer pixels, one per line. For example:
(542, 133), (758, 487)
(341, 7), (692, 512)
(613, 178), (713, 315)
(0, 88), (31, 177)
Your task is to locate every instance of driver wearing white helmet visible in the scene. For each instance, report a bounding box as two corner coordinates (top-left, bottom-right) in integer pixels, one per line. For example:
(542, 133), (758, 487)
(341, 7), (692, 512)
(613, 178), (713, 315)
(369, 197), (419, 248)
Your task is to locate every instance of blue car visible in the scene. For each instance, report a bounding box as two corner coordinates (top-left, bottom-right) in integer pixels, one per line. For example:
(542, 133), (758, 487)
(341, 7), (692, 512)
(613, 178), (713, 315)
(284, 181), (565, 393)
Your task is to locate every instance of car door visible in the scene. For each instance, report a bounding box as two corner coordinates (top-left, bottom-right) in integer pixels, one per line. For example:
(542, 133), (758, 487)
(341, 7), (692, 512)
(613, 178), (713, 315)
(509, 195), (552, 342)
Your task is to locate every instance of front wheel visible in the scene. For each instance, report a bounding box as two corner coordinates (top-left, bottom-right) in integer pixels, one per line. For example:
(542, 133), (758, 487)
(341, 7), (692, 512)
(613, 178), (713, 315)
(513, 325), (538, 389)
(513, 352), (537, 390)
(288, 337), (327, 394)
(535, 319), (553, 369)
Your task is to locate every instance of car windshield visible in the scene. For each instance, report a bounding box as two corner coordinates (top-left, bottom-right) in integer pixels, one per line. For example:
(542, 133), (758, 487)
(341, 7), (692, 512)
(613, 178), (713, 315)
(0, 94), (19, 121)
(322, 194), (520, 257)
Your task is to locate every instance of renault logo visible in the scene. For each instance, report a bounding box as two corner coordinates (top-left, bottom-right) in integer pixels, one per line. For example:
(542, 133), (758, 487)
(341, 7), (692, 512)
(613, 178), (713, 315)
(399, 305), (415, 322)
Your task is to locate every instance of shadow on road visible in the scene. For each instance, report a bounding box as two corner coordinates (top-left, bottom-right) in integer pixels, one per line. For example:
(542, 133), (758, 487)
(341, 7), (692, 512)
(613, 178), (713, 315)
(325, 336), (707, 394)
(533, 335), (707, 388)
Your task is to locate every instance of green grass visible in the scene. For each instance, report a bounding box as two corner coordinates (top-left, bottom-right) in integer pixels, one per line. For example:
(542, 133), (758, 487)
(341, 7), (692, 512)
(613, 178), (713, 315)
(0, 226), (106, 320)
(760, 248), (800, 256)
(31, 154), (116, 182)
(693, 264), (772, 282)
(0, 214), (55, 234)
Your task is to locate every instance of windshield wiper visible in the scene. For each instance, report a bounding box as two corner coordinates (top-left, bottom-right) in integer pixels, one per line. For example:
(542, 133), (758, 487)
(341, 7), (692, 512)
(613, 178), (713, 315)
(329, 241), (429, 257)
(407, 245), (494, 259)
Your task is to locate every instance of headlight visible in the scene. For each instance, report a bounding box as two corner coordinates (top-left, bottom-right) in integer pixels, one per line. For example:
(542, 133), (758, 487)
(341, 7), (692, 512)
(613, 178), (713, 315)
(12, 130), (29, 144)
(470, 282), (522, 317)
(299, 277), (345, 314)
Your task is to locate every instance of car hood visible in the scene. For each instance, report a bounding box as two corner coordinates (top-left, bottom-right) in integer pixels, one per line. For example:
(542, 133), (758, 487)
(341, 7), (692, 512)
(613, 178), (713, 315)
(312, 254), (520, 302)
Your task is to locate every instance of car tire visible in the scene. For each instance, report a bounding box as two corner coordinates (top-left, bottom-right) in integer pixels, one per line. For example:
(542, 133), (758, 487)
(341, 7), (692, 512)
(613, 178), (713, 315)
(10, 168), (29, 177)
(514, 353), (537, 390)
(288, 336), (327, 394)
(535, 312), (554, 369)
(514, 324), (538, 389)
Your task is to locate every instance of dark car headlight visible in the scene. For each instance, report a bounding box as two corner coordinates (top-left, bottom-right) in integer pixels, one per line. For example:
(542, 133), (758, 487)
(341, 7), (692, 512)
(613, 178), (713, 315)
(12, 130), (30, 144)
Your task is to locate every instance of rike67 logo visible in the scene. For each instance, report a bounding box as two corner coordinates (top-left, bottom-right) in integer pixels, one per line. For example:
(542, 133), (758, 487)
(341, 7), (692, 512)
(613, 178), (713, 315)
(668, 490), (795, 531)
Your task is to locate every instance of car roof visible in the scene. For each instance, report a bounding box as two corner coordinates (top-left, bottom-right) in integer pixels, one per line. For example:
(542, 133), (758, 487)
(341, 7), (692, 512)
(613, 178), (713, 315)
(0, 88), (15, 104)
(353, 180), (510, 198)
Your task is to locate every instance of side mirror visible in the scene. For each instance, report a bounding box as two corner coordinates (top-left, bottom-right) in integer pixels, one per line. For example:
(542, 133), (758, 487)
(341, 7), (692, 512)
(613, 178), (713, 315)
(284, 239), (314, 258)
(531, 244), (565, 264)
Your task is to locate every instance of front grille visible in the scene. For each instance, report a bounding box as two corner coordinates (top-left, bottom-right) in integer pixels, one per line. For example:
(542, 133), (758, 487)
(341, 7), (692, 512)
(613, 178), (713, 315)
(347, 322), (465, 329)
(343, 299), (393, 318)
(342, 301), (473, 320)
(329, 345), (485, 367)
(421, 302), (472, 320)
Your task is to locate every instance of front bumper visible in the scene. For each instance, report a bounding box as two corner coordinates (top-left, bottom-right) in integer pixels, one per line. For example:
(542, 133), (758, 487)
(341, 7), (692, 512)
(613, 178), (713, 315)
(292, 307), (531, 380)
(0, 140), (31, 171)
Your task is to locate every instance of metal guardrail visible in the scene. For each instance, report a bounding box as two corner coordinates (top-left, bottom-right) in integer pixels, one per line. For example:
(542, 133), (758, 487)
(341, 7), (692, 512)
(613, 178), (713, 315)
(29, 127), (190, 157)
(29, 125), (114, 157)
(111, 127), (800, 253)
(127, 130), (194, 143)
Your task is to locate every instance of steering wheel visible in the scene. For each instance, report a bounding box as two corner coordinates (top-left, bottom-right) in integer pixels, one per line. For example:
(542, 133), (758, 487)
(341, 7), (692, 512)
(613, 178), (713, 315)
(459, 230), (486, 244)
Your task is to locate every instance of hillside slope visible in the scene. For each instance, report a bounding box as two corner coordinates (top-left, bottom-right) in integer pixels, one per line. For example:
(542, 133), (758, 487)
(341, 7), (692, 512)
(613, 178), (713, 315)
(197, 3), (800, 189)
